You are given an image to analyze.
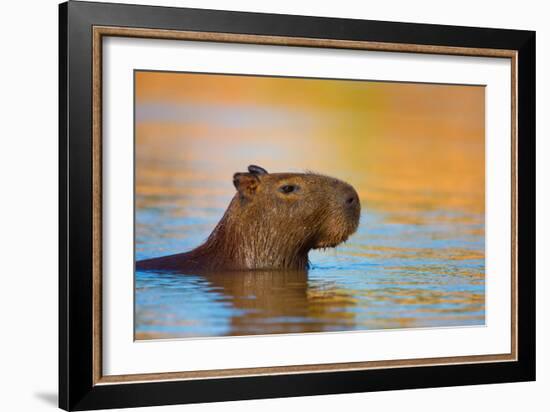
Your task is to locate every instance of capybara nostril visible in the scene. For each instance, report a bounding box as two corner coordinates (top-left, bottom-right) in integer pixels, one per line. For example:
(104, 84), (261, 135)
(344, 191), (359, 208)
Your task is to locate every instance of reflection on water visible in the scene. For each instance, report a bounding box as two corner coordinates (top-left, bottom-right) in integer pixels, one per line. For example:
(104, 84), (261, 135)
(136, 209), (484, 339)
(134, 72), (485, 339)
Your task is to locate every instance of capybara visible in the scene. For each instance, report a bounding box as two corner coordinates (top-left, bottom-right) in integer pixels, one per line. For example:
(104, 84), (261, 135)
(136, 165), (361, 272)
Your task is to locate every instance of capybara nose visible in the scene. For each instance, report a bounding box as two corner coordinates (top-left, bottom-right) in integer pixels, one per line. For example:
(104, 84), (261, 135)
(343, 189), (359, 209)
(345, 195), (356, 206)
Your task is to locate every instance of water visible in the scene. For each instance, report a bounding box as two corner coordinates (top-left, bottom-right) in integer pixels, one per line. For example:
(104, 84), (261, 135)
(135, 191), (484, 340)
(134, 72), (485, 340)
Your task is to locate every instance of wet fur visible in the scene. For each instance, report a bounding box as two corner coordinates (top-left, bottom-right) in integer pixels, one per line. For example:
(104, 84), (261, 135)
(136, 166), (360, 273)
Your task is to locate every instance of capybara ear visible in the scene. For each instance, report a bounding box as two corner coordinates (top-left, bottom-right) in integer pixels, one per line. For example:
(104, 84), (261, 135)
(233, 173), (259, 198)
(248, 165), (268, 175)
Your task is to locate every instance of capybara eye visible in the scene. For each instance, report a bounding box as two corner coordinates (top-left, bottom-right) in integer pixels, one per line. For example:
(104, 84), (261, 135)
(279, 184), (298, 194)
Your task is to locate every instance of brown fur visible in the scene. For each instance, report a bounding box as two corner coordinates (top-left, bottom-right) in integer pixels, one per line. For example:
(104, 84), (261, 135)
(136, 165), (360, 272)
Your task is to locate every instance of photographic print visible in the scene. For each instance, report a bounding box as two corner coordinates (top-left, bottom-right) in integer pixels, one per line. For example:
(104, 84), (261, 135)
(134, 71), (485, 340)
(60, 3), (535, 408)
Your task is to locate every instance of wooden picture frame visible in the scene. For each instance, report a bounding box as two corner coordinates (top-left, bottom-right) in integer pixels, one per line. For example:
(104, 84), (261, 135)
(59, 1), (535, 410)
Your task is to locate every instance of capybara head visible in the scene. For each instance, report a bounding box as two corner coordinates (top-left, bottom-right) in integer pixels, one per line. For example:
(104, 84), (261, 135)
(215, 165), (360, 269)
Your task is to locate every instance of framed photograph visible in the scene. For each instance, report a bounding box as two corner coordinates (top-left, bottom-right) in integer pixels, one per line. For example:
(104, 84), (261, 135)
(59, 1), (536, 410)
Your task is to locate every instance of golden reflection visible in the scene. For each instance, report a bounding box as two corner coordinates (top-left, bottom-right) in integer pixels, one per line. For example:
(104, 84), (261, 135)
(135, 270), (358, 339)
(203, 270), (357, 336)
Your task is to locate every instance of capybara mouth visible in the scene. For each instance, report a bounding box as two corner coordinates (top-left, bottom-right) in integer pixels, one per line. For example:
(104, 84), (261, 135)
(313, 235), (350, 249)
(312, 207), (360, 250)
(312, 227), (357, 249)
